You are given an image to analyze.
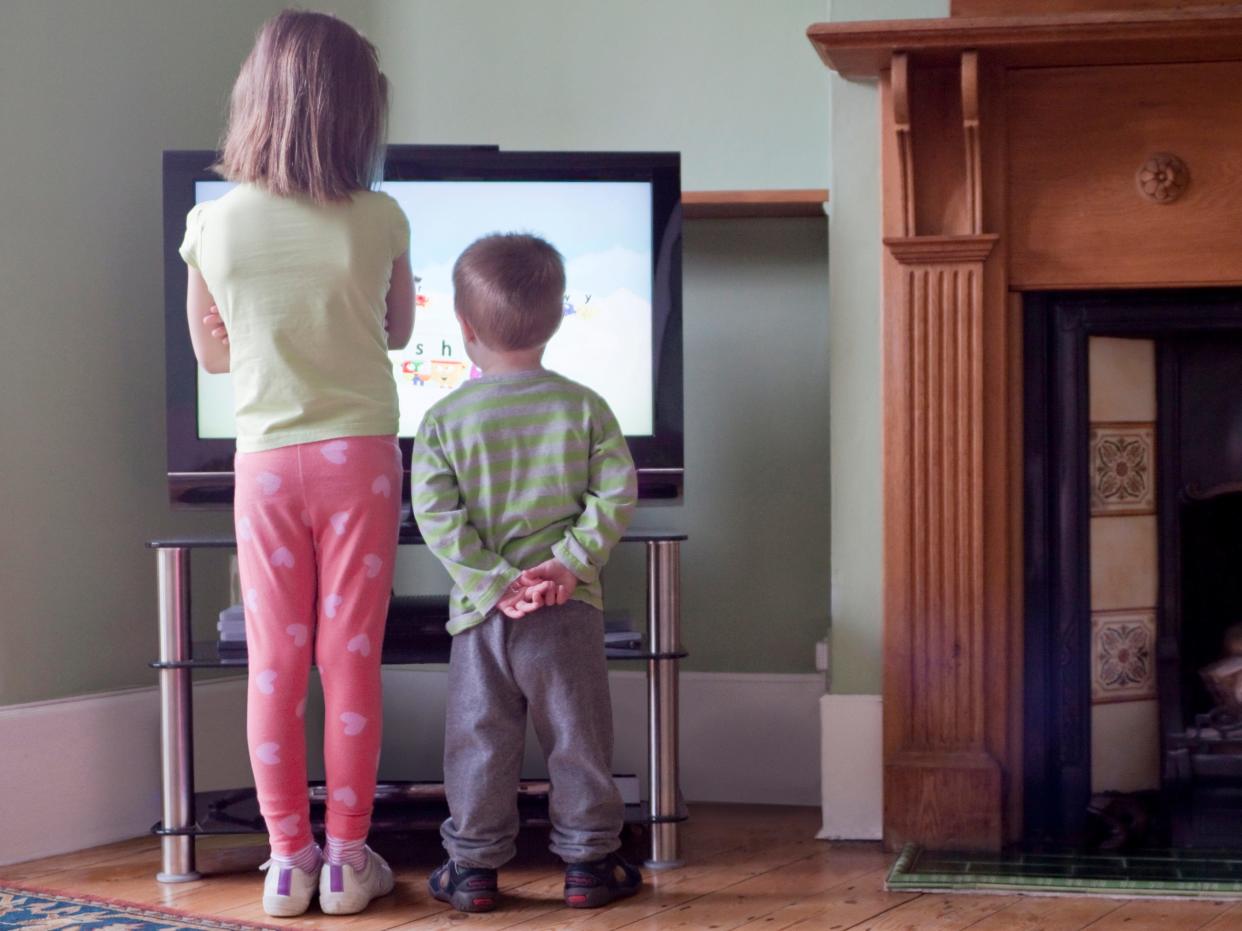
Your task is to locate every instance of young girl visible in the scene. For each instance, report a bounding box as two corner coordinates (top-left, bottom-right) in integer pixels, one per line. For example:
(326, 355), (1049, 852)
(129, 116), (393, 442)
(179, 10), (413, 918)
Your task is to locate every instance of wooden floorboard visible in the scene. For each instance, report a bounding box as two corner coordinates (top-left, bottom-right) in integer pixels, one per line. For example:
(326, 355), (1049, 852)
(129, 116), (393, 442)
(4, 804), (1242, 930)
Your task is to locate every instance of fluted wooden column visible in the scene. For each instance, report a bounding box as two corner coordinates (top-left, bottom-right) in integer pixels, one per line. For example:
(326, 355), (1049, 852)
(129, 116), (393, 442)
(882, 236), (1002, 849)
(877, 51), (1017, 851)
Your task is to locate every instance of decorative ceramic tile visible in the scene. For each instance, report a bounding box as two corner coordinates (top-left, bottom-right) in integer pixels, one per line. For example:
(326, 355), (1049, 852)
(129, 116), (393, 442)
(1090, 423), (1156, 515)
(1090, 515), (1158, 611)
(1089, 337), (1156, 423)
(1091, 610), (1157, 703)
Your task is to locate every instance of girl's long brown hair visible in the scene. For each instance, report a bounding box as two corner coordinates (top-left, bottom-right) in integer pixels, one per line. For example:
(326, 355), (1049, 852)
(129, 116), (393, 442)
(215, 10), (387, 204)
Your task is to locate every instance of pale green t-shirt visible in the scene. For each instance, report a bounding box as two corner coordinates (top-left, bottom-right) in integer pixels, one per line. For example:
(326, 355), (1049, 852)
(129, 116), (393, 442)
(179, 183), (409, 452)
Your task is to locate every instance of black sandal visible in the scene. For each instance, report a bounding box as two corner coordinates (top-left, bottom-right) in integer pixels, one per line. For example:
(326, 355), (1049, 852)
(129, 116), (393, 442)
(563, 852), (643, 908)
(428, 859), (498, 913)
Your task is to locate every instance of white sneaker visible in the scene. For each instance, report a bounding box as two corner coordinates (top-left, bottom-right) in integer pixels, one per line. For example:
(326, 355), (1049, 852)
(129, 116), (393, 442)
(319, 848), (395, 915)
(260, 859), (318, 917)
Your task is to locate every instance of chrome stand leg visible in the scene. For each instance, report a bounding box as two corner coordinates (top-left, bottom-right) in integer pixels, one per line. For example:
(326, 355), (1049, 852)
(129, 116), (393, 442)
(157, 547), (200, 883)
(645, 540), (683, 869)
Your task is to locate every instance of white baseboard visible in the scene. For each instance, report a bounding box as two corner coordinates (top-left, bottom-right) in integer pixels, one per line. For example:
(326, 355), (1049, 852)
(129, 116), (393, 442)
(0, 678), (252, 867)
(817, 693), (882, 840)
(0, 670), (824, 866)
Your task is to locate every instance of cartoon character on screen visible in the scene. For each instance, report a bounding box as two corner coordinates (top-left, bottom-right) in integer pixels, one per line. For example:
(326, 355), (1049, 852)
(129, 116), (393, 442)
(564, 292), (597, 320)
(430, 358), (468, 390)
(400, 359), (429, 386)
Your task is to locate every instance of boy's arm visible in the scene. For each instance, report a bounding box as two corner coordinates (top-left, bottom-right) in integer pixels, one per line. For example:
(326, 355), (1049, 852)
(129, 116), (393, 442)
(185, 268), (230, 374)
(549, 401), (638, 585)
(411, 418), (523, 618)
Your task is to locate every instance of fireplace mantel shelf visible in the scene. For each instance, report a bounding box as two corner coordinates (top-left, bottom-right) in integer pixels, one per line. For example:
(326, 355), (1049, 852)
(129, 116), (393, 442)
(808, 7), (1242, 77)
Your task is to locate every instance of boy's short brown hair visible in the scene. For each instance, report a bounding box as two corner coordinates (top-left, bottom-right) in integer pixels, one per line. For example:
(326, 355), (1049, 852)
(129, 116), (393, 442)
(453, 234), (566, 351)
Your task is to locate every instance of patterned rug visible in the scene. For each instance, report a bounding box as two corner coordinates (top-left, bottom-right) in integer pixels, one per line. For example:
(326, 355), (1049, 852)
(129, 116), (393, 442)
(0, 882), (282, 930)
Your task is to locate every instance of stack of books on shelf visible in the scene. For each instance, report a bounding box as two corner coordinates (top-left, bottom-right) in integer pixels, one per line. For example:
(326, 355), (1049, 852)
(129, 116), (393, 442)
(217, 604), (247, 658)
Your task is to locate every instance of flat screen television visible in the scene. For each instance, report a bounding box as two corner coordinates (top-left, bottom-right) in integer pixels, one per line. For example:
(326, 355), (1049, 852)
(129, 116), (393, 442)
(163, 146), (683, 508)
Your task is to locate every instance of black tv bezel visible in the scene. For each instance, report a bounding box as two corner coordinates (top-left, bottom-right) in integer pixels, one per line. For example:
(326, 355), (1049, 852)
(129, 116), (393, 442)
(163, 145), (684, 507)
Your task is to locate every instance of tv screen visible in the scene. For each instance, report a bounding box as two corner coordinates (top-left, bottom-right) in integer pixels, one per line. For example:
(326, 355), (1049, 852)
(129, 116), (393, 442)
(164, 146), (683, 507)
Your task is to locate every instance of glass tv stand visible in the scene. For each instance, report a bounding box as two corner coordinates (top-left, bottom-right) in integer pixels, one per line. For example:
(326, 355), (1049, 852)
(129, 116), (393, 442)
(147, 530), (687, 882)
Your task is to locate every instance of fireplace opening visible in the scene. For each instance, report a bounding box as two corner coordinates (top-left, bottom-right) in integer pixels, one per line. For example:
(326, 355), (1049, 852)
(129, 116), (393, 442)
(1166, 491), (1242, 848)
(1178, 492), (1242, 722)
(1024, 292), (1242, 849)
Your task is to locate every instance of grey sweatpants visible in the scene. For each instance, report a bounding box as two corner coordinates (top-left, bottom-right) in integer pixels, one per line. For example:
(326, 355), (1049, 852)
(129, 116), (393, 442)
(441, 600), (623, 868)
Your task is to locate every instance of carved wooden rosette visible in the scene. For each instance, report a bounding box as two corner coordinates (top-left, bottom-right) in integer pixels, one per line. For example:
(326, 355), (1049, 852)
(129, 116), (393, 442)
(880, 50), (1013, 850)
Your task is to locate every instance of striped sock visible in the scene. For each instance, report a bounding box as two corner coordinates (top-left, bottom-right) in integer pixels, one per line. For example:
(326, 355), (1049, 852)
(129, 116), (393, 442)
(325, 835), (369, 872)
(271, 842), (321, 875)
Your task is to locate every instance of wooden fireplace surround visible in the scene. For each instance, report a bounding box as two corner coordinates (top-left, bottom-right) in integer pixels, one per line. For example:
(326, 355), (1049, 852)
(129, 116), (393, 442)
(808, 4), (1242, 850)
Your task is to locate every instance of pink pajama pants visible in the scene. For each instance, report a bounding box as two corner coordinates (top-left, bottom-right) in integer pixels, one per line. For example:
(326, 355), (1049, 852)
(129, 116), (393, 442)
(233, 435), (402, 855)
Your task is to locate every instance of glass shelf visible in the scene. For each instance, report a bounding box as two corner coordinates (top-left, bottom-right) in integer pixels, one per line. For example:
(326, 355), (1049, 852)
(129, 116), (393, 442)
(151, 640), (686, 669)
(151, 784), (687, 837)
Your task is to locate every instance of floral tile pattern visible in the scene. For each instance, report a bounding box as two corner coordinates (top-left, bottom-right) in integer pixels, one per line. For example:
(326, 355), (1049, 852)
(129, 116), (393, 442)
(1090, 423), (1156, 516)
(1092, 610), (1157, 703)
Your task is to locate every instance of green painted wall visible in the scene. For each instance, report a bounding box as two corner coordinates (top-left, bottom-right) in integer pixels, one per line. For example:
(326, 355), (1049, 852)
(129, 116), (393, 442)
(371, 0), (833, 673)
(824, 0), (949, 693)
(372, 0), (829, 191)
(0, 0), (372, 706)
(0, 0), (833, 707)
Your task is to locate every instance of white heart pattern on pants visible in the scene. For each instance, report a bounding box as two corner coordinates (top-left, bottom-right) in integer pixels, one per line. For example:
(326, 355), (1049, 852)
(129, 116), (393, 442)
(341, 712), (367, 736)
(321, 441), (349, 465)
(332, 786), (358, 808)
(275, 814), (301, 836)
(324, 593), (343, 619)
(286, 624), (308, 648)
(256, 742), (281, 765)
(371, 474), (391, 498)
(295, 697), (306, 719)
(329, 511), (350, 536)
(347, 634), (372, 658)
(237, 515), (254, 542)
(245, 588), (260, 611)
(256, 669), (277, 695)
(257, 471), (282, 496)
(362, 554), (382, 579)
(270, 547), (295, 569)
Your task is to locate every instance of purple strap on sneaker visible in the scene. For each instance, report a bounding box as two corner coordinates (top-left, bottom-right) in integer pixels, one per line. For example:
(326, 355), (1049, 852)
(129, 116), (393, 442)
(330, 863), (345, 893)
(276, 868), (292, 897)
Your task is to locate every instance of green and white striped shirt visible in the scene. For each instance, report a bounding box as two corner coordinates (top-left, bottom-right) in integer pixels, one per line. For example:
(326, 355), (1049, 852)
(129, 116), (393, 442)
(411, 369), (637, 635)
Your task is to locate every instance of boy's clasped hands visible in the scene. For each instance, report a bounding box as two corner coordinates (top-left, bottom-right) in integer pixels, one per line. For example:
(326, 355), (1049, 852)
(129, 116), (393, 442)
(496, 559), (579, 618)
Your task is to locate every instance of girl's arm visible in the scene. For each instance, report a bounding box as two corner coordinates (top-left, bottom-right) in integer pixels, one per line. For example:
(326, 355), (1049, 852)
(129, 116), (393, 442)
(185, 267), (230, 374)
(385, 251), (414, 350)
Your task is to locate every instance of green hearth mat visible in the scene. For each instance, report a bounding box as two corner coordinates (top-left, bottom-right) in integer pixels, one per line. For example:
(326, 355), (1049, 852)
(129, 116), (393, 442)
(886, 844), (1242, 898)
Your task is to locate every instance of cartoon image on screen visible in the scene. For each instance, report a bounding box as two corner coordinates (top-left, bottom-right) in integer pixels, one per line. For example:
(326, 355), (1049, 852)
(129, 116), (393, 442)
(194, 179), (654, 440)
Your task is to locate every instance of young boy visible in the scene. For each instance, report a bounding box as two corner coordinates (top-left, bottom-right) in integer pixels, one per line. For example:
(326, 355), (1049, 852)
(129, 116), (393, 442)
(411, 233), (643, 912)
